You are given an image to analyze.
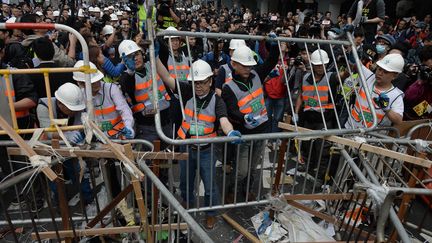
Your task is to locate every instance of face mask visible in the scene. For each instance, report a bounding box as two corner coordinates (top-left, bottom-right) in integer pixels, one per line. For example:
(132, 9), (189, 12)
(376, 44), (386, 54)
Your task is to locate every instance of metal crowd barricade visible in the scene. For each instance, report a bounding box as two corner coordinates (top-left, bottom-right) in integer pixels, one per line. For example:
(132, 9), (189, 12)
(0, 22), (94, 135)
(146, 27), (432, 242)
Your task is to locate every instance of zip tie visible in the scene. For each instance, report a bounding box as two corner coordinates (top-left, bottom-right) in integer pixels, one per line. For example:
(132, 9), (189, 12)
(414, 139), (429, 152)
(29, 155), (51, 168)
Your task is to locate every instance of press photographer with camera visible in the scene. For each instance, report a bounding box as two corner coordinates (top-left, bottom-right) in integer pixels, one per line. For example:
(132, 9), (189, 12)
(157, 0), (180, 30)
(404, 46), (432, 120)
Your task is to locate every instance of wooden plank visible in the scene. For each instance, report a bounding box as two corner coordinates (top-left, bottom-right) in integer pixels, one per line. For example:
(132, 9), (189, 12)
(86, 184), (133, 228)
(278, 123), (432, 168)
(0, 115), (57, 181)
(88, 121), (145, 180)
(7, 148), (188, 161)
(31, 224), (188, 239)
(221, 213), (260, 243)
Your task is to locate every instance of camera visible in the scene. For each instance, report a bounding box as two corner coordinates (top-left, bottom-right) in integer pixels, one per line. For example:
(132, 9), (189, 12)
(419, 65), (432, 82)
(294, 56), (304, 66)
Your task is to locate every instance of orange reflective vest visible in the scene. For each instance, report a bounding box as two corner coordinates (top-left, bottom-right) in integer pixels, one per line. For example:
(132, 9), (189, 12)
(1, 75), (30, 118)
(177, 94), (217, 139)
(94, 82), (125, 138)
(301, 72), (335, 111)
(223, 70), (268, 129)
(351, 87), (385, 128)
(167, 54), (190, 82)
(132, 63), (170, 115)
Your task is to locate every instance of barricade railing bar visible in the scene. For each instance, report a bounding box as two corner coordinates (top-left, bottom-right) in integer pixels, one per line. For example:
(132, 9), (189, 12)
(151, 30), (380, 146)
(0, 23), (95, 134)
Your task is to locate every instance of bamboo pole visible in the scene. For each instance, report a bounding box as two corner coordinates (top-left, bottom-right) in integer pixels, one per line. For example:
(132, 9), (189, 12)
(3, 74), (18, 129)
(0, 125), (84, 135)
(221, 213), (260, 243)
(0, 67), (92, 75)
(42, 72), (55, 125)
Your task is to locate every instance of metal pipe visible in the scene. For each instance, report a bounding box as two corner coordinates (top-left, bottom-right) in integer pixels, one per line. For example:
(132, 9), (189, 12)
(0, 215), (111, 226)
(0, 139), (154, 150)
(363, 138), (432, 146)
(340, 149), (412, 243)
(376, 190), (401, 242)
(406, 122), (432, 139)
(137, 160), (214, 243)
(346, 32), (378, 128)
(157, 30), (352, 45)
(184, 200), (269, 213)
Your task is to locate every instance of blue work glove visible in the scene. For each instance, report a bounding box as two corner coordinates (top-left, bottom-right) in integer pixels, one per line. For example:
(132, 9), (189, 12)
(122, 53), (136, 71)
(374, 93), (390, 111)
(343, 24), (354, 33)
(227, 130), (243, 144)
(268, 69), (280, 78)
(121, 127), (135, 139)
(267, 32), (278, 46)
(244, 114), (259, 127)
(69, 131), (85, 145)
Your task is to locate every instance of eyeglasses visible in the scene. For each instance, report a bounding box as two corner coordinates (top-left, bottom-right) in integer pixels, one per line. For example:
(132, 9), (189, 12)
(193, 79), (210, 86)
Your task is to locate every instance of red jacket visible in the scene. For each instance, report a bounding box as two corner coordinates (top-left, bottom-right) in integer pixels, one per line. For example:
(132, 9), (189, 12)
(264, 60), (288, 99)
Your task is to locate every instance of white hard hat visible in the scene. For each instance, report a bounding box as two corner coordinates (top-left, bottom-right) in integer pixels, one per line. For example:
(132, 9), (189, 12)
(118, 39), (141, 57)
(35, 11), (43, 16)
(310, 49), (330, 65)
(73, 61), (104, 83)
(93, 7), (101, 12)
(55, 83), (86, 111)
(231, 46), (257, 66)
(187, 60), (213, 81)
(101, 25), (114, 36)
(229, 39), (246, 50)
(88, 6), (94, 12)
(103, 7), (109, 11)
(108, 5), (115, 10)
(164, 26), (180, 39)
(124, 6), (131, 12)
(78, 8), (85, 17)
(116, 10), (123, 16)
(53, 10), (60, 17)
(110, 13), (118, 21)
(376, 53), (405, 73)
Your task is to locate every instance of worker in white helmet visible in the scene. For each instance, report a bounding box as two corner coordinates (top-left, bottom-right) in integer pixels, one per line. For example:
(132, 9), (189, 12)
(73, 60), (134, 139)
(347, 53), (405, 128)
(220, 35), (280, 203)
(159, 59), (242, 229)
(36, 83), (93, 205)
(294, 49), (340, 180)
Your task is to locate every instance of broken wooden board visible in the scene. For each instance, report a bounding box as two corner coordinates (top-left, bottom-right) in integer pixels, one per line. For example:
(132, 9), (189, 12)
(278, 122), (432, 168)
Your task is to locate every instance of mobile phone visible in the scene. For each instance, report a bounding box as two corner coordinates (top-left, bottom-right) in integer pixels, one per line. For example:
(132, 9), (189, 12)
(322, 20), (330, 25)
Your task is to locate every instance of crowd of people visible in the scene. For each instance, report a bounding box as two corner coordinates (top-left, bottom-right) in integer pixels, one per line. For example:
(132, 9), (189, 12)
(0, 0), (431, 231)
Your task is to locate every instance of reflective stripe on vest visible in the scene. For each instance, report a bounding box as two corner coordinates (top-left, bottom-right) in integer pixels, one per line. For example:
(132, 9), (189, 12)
(167, 54), (190, 82)
(94, 82), (125, 138)
(223, 70), (268, 129)
(221, 64), (233, 83)
(1, 75), (30, 118)
(132, 63), (170, 115)
(350, 88), (385, 128)
(162, 16), (177, 29)
(177, 94), (217, 139)
(301, 72), (335, 111)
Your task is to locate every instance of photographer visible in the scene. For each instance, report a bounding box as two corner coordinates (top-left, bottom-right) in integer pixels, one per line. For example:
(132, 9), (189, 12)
(157, 0), (180, 30)
(404, 46), (432, 120)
